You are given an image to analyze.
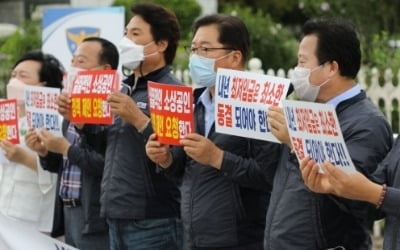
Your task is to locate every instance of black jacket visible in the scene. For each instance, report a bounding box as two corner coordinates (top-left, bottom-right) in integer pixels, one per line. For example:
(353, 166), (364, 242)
(40, 119), (108, 237)
(371, 136), (400, 250)
(264, 91), (393, 250)
(84, 66), (181, 220)
(164, 87), (282, 248)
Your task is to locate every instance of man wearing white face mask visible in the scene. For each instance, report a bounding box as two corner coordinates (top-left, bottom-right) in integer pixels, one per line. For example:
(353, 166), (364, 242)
(78, 3), (183, 250)
(146, 14), (282, 249)
(265, 18), (393, 250)
(0, 50), (63, 234)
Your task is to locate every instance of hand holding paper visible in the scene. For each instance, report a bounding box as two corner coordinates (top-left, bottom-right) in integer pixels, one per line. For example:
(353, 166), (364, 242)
(25, 128), (47, 157)
(145, 133), (172, 168)
(300, 157), (383, 205)
(108, 92), (148, 128)
(0, 140), (24, 163)
(267, 106), (292, 147)
(300, 156), (334, 194)
(37, 128), (71, 157)
(180, 133), (223, 169)
(57, 91), (71, 120)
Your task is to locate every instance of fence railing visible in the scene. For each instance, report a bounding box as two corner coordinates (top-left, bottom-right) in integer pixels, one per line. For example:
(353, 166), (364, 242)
(173, 57), (400, 133)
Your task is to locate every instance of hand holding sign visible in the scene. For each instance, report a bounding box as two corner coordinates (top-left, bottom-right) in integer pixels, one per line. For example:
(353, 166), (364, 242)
(300, 156), (334, 194)
(267, 106), (291, 147)
(107, 92), (148, 128)
(38, 128), (71, 156)
(180, 133), (224, 169)
(0, 140), (24, 163)
(25, 128), (47, 157)
(57, 91), (71, 120)
(145, 133), (172, 168)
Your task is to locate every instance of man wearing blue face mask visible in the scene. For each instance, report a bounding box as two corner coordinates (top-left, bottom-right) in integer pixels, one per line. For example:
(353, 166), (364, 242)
(146, 14), (282, 249)
(265, 18), (393, 249)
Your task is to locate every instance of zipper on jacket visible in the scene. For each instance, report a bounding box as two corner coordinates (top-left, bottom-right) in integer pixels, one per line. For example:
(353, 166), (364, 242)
(189, 162), (197, 246)
(104, 118), (121, 216)
(392, 220), (399, 250)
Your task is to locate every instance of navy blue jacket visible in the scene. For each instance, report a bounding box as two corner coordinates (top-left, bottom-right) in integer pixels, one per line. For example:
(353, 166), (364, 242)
(264, 91), (393, 250)
(164, 87), (282, 248)
(84, 66), (181, 220)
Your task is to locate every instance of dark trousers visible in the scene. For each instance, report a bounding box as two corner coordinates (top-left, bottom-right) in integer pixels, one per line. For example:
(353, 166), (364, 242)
(107, 217), (183, 250)
(64, 206), (109, 250)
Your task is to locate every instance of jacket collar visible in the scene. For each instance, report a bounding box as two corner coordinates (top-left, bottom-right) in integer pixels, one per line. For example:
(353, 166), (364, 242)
(335, 90), (366, 114)
(123, 65), (172, 90)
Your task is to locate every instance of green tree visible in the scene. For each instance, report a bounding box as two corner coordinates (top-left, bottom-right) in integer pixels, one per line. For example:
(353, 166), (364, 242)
(112, 0), (201, 41)
(0, 20), (41, 97)
(222, 5), (298, 71)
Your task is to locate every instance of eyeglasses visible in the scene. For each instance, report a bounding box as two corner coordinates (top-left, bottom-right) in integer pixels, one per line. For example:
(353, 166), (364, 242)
(184, 45), (234, 57)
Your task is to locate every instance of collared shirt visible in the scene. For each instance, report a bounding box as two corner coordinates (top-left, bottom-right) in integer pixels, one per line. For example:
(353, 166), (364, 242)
(59, 123), (82, 199)
(326, 84), (361, 107)
(198, 88), (215, 137)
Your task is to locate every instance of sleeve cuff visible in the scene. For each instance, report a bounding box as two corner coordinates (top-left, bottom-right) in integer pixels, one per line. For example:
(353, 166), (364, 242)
(219, 151), (235, 177)
(381, 187), (400, 217)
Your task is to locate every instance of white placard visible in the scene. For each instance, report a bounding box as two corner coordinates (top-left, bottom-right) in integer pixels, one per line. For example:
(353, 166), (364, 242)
(282, 100), (356, 173)
(215, 68), (291, 142)
(25, 86), (62, 136)
(0, 213), (77, 250)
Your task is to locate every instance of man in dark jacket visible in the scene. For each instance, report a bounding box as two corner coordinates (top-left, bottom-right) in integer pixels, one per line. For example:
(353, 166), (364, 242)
(25, 37), (119, 249)
(79, 3), (183, 250)
(146, 14), (282, 249)
(265, 18), (393, 249)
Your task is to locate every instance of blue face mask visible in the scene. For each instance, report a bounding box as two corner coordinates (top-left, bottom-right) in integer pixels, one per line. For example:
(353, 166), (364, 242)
(189, 53), (231, 87)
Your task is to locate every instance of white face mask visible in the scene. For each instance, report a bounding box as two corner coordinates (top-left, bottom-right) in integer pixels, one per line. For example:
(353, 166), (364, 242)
(118, 36), (154, 70)
(291, 65), (329, 102)
(7, 78), (27, 102)
(64, 66), (85, 92)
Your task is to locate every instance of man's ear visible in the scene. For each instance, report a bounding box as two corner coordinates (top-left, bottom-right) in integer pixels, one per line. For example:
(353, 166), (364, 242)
(231, 50), (243, 69)
(103, 64), (112, 70)
(156, 40), (168, 53)
(328, 60), (340, 77)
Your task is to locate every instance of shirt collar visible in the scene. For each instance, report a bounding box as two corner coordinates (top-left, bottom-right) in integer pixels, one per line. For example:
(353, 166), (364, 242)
(326, 84), (361, 107)
(198, 88), (214, 109)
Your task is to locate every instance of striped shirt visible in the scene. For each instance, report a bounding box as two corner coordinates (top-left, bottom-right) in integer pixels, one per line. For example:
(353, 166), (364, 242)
(59, 123), (82, 199)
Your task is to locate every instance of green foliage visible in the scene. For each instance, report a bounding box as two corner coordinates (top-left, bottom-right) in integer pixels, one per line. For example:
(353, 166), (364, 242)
(112, 0), (201, 41)
(0, 20), (41, 65)
(0, 20), (41, 98)
(369, 31), (400, 73)
(222, 5), (298, 71)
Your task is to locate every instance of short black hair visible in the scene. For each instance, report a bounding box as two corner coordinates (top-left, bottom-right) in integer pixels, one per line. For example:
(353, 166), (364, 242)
(131, 3), (180, 65)
(193, 14), (250, 66)
(83, 37), (119, 69)
(13, 50), (63, 88)
(302, 17), (361, 79)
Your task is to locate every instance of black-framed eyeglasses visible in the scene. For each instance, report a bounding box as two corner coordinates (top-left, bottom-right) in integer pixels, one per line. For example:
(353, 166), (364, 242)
(184, 45), (235, 56)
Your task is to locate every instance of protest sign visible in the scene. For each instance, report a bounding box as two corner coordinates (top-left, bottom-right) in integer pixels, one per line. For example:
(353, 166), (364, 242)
(0, 99), (19, 144)
(25, 86), (62, 136)
(215, 68), (290, 142)
(282, 100), (355, 173)
(0, 213), (77, 250)
(148, 81), (194, 145)
(70, 70), (120, 124)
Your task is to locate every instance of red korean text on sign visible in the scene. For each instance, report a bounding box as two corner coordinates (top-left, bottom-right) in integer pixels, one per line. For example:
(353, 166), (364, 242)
(0, 99), (19, 144)
(148, 81), (194, 145)
(70, 70), (120, 124)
